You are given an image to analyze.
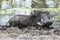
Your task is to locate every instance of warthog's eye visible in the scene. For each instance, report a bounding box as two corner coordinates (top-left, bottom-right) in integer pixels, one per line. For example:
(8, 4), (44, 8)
(48, 16), (51, 19)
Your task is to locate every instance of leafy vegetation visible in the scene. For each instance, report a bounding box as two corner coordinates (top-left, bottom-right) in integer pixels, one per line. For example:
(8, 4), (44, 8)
(0, 0), (60, 24)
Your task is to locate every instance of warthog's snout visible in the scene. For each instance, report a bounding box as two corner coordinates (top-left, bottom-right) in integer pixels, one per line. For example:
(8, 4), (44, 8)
(43, 20), (53, 26)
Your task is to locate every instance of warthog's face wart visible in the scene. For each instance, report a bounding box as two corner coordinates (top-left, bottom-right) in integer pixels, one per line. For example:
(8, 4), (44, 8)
(34, 11), (53, 27)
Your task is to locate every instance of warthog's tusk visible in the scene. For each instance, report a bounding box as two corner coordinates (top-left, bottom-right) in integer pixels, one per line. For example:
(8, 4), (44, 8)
(37, 22), (42, 25)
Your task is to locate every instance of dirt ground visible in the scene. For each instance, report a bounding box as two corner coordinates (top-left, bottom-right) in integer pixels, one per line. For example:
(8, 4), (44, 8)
(0, 26), (60, 40)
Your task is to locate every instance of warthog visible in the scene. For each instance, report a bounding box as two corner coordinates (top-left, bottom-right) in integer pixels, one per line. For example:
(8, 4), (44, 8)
(5, 11), (53, 29)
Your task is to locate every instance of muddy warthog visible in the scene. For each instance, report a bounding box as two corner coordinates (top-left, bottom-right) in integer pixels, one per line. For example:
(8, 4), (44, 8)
(5, 11), (53, 29)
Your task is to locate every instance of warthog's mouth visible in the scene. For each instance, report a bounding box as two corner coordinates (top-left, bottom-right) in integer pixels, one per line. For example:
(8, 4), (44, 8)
(37, 22), (52, 27)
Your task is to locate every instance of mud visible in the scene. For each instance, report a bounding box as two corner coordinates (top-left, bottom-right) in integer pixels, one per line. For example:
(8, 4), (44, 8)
(0, 26), (60, 40)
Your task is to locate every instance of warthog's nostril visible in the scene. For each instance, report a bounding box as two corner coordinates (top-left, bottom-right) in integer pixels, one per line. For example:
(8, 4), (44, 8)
(43, 20), (53, 26)
(47, 22), (52, 25)
(44, 21), (53, 26)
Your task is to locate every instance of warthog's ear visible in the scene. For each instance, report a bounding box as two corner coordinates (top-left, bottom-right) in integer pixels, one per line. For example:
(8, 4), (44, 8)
(31, 14), (37, 18)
